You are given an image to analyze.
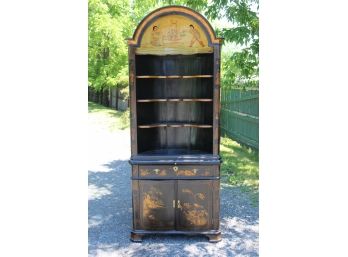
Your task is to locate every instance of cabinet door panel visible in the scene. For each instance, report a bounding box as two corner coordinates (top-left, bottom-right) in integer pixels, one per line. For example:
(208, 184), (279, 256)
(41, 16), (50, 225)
(176, 180), (213, 231)
(139, 180), (175, 230)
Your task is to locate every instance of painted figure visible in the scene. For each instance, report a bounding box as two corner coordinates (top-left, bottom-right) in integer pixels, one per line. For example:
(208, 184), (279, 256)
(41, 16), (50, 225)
(150, 26), (162, 46)
(188, 24), (205, 47)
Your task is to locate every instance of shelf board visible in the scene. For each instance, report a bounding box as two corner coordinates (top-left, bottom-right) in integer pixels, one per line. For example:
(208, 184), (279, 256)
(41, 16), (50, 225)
(137, 148), (212, 155)
(138, 123), (213, 128)
(136, 75), (213, 79)
(137, 98), (213, 103)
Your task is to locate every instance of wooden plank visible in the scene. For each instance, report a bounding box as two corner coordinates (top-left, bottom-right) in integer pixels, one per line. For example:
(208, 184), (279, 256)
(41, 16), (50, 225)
(136, 75), (213, 79)
(137, 98), (213, 102)
(138, 123), (212, 128)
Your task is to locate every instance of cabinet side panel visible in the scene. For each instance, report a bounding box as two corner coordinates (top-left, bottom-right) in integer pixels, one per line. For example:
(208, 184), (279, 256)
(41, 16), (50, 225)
(213, 44), (221, 154)
(132, 180), (141, 229)
(212, 179), (220, 230)
(132, 165), (139, 177)
(129, 46), (137, 155)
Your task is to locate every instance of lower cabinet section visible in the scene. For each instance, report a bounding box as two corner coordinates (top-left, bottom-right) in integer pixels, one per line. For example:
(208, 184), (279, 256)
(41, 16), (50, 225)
(131, 175), (220, 242)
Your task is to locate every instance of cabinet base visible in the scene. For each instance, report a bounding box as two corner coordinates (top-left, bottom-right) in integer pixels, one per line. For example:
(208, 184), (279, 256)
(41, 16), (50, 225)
(130, 230), (221, 243)
(130, 232), (143, 242)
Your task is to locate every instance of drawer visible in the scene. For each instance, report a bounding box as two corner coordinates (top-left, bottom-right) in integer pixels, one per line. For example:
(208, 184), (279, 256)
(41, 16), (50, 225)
(175, 165), (219, 177)
(138, 165), (219, 177)
(139, 165), (176, 177)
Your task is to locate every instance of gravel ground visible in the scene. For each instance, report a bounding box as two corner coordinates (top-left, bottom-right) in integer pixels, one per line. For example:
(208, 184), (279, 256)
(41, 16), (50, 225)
(88, 127), (259, 257)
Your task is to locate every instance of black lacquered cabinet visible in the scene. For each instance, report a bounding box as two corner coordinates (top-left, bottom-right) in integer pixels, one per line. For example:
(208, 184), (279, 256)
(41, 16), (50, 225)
(128, 6), (222, 242)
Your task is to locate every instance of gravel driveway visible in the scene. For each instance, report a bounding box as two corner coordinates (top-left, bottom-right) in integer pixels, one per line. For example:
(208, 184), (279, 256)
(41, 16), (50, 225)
(88, 127), (259, 257)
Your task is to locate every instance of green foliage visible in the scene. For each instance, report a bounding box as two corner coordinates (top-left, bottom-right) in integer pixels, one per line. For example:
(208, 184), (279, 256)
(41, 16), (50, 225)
(89, 0), (259, 92)
(220, 136), (259, 206)
(88, 101), (130, 131)
(188, 0), (259, 88)
(88, 0), (132, 91)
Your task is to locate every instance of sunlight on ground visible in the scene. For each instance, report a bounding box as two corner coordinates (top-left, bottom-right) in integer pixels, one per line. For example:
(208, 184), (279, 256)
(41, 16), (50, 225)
(89, 214), (113, 228)
(89, 184), (113, 200)
(88, 102), (129, 132)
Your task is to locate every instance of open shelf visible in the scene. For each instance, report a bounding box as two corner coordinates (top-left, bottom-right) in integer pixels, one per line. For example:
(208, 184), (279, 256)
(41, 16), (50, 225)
(136, 102), (213, 125)
(136, 54), (213, 76)
(136, 78), (214, 99)
(134, 53), (214, 155)
(138, 122), (212, 128)
(137, 148), (211, 156)
(137, 98), (213, 103)
(137, 126), (213, 154)
(136, 75), (213, 79)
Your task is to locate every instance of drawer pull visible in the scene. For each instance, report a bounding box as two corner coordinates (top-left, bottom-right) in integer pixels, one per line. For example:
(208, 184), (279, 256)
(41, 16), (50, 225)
(173, 200), (175, 208)
(193, 169), (197, 174)
(153, 169), (159, 174)
(173, 166), (178, 172)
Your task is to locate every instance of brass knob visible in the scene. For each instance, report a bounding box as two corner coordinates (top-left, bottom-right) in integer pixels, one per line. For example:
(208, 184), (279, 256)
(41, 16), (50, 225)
(173, 166), (178, 172)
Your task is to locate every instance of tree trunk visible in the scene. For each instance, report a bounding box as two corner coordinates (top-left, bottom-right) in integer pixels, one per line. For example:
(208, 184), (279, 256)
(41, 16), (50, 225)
(115, 87), (119, 110)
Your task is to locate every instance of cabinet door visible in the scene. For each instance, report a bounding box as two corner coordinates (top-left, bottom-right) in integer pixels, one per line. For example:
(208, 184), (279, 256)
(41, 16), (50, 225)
(139, 180), (175, 230)
(176, 180), (213, 231)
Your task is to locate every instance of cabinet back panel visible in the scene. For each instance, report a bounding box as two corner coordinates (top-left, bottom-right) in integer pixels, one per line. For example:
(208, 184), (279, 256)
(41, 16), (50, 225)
(137, 128), (167, 153)
(136, 54), (213, 76)
(136, 78), (213, 99)
(137, 127), (212, 154)
(166, 102), (213, 124)
(137, 102), (212, 125)
(137, 102), (167, 124)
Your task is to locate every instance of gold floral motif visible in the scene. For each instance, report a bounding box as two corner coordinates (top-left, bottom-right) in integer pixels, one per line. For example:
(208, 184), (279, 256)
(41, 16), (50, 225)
(143, 187), (165, 218)
(177, 169), (194, 176)
(180, 188), (208, 226)
(195, 193), (205, 200)
(140, 168), (167, 176)
(182, 202), (208, 226)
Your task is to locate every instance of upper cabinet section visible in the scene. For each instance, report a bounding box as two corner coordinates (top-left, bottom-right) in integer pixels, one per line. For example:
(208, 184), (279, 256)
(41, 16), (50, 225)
(128, 6), (223, 55)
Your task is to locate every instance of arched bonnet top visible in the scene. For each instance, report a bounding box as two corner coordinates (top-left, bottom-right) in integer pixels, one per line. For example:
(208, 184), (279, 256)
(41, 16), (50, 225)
(128, 6), (222, 55)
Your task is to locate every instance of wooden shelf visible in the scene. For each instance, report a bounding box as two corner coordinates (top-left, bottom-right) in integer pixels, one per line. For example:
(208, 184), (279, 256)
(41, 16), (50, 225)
(137, 148), (211, 155)
(136, 75), (213, 79)
(137, 98), (213, 103)
(138, 123), (212, 128)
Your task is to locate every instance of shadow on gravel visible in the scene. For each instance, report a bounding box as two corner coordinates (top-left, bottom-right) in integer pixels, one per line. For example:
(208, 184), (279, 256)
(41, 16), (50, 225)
(88, 160), (259, 257)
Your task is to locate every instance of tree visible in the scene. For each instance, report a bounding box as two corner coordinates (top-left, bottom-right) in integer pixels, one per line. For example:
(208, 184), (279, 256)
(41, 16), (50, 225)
(88, 0), (132, 93)
(88, 0), (259, 100)
(188, 0), (259, 88)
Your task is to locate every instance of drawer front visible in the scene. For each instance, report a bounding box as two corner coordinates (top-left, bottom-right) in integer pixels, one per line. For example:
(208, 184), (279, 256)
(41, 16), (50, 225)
(139, 165), (176, 177)
(139, 165), (219, 177)
(176, 165), (219, 177)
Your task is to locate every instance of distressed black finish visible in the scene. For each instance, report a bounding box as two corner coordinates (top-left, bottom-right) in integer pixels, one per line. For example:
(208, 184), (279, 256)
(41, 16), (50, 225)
(128, 6), (222, 243)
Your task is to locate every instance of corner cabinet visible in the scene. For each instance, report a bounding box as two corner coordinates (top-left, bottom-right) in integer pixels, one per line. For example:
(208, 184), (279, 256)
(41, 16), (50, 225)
(128, 6), (223, 242)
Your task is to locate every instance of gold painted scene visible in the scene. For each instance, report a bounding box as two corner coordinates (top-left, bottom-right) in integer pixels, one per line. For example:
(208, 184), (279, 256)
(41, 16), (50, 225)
(136, 14), (213, 55)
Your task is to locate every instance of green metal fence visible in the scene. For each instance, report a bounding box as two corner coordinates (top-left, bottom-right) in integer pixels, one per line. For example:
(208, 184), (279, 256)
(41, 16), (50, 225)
(221, 88), (259, 149)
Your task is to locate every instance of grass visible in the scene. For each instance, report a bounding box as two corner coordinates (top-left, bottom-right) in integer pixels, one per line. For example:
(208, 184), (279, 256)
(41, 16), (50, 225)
(88, 101), (129, 132)
(88, 101), (259, 205)
(220, 136), (259, 206)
